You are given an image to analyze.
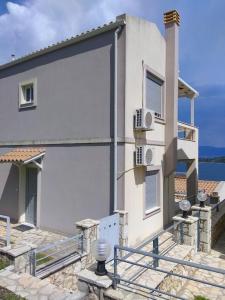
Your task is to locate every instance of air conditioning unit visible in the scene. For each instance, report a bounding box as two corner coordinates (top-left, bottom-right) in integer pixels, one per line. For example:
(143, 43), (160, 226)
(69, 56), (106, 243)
(134, 108), (155, 131)
(135, 146), (155, 166)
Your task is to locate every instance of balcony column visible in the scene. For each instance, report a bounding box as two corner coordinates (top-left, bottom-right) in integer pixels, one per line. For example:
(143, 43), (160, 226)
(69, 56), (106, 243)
(190, 97), (195, 126)
(186, 159), (198, 205)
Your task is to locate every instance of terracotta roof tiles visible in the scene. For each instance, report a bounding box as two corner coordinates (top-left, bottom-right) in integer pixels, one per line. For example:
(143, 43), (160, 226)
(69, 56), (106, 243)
(0, 148), (45, 163)
(175, 175), (219, 199)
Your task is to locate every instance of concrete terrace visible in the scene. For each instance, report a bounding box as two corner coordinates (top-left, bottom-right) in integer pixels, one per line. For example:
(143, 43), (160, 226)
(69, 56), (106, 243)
(0, 221), (69, 251)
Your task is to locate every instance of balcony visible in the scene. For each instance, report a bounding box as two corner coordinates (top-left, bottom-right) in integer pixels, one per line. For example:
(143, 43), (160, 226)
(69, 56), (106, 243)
(177, 122), (198, 160)
(177, 78), (199, 161)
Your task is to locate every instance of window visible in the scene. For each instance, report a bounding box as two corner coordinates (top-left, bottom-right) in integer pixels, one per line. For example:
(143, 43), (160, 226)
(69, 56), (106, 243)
(146, 72), (164, 119)
(145, 170), (160, 214)
(24, 84), (34, 103)
(19, 79), (37, 108)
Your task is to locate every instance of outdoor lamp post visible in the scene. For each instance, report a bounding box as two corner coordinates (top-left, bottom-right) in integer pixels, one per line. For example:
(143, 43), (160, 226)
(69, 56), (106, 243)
(91, 239), (111, 276)
(197, 190), (208, 207)
(179, 199), (191, 218)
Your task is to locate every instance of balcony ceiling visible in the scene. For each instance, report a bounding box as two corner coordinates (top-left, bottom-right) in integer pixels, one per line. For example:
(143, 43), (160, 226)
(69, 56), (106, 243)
(178, 77), (199, 99)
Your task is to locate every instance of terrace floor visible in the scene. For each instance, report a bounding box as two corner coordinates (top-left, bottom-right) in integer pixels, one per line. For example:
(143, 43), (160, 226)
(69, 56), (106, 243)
(0, 222), (69, 250)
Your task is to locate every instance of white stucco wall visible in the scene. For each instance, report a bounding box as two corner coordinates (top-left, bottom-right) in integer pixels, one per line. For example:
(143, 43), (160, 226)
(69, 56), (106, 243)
(123, 15), (166, 245)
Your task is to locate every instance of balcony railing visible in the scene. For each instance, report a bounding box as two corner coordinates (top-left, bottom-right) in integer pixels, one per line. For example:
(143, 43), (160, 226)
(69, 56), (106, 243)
(178, 122), (196, 142)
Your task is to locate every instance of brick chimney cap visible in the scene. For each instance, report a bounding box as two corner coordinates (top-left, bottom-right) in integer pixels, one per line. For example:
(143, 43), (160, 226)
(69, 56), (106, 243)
(164, 10), (180, 26)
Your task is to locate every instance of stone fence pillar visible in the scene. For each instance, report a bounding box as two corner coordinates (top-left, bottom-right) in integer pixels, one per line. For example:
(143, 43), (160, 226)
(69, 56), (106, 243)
(192, 205), (211, 253)
(114, 210), (128, 257)
(76, 219), (99, 266)
(173, 215), (199, 252)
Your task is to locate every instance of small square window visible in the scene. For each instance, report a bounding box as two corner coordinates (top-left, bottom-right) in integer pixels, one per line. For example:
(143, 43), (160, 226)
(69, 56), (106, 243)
(19, 79), (37, 108)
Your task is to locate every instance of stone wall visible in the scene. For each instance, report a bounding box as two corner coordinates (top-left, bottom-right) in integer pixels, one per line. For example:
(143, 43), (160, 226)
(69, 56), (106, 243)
(211, 200), (225, 246)
(47, 255), (87, 291)
(192, 206), (211, 252)
(173, 215), (198, 252)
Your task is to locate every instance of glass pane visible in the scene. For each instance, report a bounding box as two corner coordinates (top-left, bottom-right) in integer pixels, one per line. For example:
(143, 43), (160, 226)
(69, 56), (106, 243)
(24, 85), (34, 103)
(145, 170), (158, 211)
(146, 73), (162, 117)
(31, 86), (34, 101)
(25, 87), (31, 102)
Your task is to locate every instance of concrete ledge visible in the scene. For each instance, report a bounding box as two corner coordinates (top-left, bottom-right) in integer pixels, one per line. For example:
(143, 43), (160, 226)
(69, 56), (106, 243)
(192, 205), (211, 212)
(76, 219), (100, 229)
(77, 269), (112, 289)
(173, 215), (198, 224)
(3, 244), (36, 257)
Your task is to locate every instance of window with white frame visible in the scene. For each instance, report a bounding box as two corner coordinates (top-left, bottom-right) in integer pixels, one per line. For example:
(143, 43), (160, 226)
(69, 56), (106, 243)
(19, 79), (37, 108)
(146, 72), (164, 119)
(145, 170), (160, 214)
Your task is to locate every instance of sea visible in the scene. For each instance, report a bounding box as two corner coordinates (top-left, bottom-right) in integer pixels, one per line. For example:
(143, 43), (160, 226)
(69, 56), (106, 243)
(177, 162), (225, 181)
(199, 162), (225, 181)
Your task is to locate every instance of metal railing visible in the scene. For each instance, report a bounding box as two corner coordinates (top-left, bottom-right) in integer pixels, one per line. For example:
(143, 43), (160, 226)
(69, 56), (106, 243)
(118, 221), (184, 285)
(113, 244), (225, 299)
(30, 233), (83, 277)
(211, 197), (225, 212)
(0, 215), (10, 247)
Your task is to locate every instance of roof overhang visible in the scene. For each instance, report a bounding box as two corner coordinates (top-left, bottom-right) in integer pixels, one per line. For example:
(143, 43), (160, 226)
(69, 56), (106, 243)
(0, 18), (126, 71)
(0, 148), (45, 168)
(178, 77), (199, 99)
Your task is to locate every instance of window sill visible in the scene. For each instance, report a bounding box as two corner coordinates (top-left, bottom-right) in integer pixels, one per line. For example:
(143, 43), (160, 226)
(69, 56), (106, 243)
(143, 206), (160, 220)
(155, 117), (165, 125)
(19, 102), (36, 110)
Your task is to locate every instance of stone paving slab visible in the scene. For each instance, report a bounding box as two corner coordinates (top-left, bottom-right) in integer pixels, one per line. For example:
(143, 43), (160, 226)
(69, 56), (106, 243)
(177, 250), (225, 300)
(177, 231), (225, 300)
(106, 232), (193, 299)
(0, 268), (87, 300)
(0, 221), (70, 252)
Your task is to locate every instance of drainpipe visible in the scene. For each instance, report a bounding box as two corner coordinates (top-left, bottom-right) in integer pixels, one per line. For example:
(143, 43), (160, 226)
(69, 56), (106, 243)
(114, 26), (122, 212)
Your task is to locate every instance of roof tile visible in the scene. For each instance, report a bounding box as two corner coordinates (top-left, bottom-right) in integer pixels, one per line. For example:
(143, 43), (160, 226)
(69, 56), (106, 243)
(0, 148), (45, 163)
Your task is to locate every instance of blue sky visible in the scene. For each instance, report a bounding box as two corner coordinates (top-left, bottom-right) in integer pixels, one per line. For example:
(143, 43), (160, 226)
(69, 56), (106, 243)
(0, 0), (224, 148)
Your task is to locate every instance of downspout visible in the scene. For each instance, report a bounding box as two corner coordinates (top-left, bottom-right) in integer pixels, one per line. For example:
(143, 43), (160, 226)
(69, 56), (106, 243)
(114, 26), (122, 212)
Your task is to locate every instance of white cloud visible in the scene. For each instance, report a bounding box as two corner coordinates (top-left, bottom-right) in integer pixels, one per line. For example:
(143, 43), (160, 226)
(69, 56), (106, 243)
(0, 0), (140, 64)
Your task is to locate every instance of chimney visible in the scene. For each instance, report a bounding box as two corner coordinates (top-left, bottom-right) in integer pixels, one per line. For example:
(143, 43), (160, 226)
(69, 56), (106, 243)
(11, 54), (15, 61)
(164, 10), (180, 176)
(163, 10), (180, 225)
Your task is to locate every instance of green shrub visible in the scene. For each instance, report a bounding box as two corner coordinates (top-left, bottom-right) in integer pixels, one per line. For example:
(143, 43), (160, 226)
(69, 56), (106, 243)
(0, 287), (25, 299)
(194, 296), (210, 300)
(36, 252), (53, 266)
(0, 259), (10, 270)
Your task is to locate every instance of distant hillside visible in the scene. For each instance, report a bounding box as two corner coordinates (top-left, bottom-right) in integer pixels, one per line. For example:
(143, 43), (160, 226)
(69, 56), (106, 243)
(199, 146), (225, 158)
(199, 156), (225, 163)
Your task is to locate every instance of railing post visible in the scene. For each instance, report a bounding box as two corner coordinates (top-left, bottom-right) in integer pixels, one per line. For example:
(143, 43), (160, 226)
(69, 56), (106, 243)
(80, 233), (84, 254)
(153, 237), (159, 268)
(113, 246), (118, 289)
(216, 204), (219, 212)
(30, 250), (36, 276)
(6, 216), (10, 248)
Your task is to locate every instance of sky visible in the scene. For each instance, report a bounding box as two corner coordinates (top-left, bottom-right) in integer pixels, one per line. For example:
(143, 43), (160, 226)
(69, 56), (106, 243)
(0, 0), (224, 148)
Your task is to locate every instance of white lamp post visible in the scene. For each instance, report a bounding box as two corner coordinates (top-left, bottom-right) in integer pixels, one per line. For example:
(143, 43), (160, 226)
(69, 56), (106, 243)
(197, 190), (208, 207)
(179, 199), (191, 218)
(91, 239), (111, 276)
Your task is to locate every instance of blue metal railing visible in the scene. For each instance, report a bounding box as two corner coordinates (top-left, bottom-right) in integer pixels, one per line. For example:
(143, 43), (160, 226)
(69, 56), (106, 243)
(30, 233), (83, 276)
(113, 244), (225, 299)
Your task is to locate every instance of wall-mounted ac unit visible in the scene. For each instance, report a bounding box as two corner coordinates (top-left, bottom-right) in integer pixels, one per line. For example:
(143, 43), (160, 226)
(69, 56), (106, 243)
(135, 146), (155, 166)
(134, 108), (155, 131)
